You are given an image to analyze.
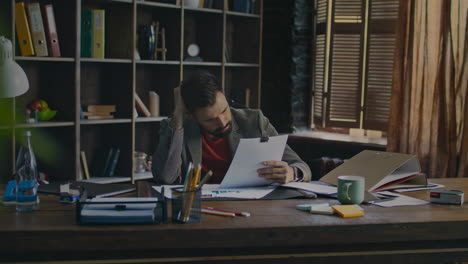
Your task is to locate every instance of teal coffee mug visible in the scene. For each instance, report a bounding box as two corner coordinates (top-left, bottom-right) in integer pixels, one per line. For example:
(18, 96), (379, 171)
(338, 176), (365, 204)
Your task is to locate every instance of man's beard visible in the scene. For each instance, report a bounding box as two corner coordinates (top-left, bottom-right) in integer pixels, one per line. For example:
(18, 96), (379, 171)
(207, 122), (232, 139)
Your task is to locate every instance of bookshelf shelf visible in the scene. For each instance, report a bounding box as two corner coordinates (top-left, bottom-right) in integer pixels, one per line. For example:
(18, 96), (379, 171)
(15, 122), (75, 128)
(183, 7), (223, 14)
(81, 58), (132, 64)
(136, 1), (181, 9)
(225, 63), (260, 67)
(136, 60), (180, 65)
(1, 0), (262, 183)
(135, 117), (168, 123)
(15, 57), (75, 62)
(182, 61), (223, 66)
(226, 11), (261, 18)
(80, 119), (132, 125)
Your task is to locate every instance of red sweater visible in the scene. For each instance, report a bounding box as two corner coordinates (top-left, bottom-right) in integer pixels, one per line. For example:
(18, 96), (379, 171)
(201, 134), (232, 183)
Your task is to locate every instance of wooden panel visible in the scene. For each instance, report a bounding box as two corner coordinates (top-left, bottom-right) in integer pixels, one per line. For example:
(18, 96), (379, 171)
(135, 122), (160, 161)
(225, 67), (259, 108)
(135, 64), (180, 117)
(80, 63), (133, 118)
(184, 10), (223, 62)
(15, 61), (76, 122)
(226, 16), (260, 63)
(80, 123), (132, 178)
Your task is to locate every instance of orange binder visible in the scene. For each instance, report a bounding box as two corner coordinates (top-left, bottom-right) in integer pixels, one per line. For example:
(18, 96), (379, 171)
(41, 4), (61, 57)
(15, 2), (35, 56)
(26, 2), (48, 56)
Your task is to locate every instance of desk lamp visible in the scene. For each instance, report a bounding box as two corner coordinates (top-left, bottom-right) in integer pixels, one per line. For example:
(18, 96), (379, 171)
(0, 36), (29, 97)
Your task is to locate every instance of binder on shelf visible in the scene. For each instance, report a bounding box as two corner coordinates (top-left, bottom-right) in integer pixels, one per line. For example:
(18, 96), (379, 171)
(92, 9), (105, 59)
(26, 2), (48, 56)
(135, 93), (151, 117)
(15, 2), (35, 56)
(81, 9), (92, 58)
(41, 4), (61, 57)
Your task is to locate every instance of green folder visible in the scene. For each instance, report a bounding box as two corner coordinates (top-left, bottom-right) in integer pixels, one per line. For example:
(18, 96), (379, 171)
(81, 9), (92, 58)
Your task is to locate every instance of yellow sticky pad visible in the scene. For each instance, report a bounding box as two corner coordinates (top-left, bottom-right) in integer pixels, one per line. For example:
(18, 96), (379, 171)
(331, 205), (365, 218)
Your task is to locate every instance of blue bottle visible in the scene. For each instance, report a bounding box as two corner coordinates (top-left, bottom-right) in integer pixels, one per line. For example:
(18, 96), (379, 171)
(15, 130), (39, 211)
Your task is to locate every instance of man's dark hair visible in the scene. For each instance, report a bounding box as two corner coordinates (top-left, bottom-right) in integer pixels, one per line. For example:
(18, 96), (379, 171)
(180, 71), (222, 113)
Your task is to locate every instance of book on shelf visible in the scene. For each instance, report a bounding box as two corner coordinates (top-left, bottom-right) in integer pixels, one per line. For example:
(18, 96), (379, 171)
(101, 147), (120, 177)
(15, 2), (35, 56)
(135, 93), (151, 117)
(204, 0), (213, 8)
(85, 115), (114, 120)
(83, 111), (113, 116)
(86, 105), (116, 113)
(80, 151), (91, 180)
(26, 2), (48, 56)
(41, 3), (61, 57)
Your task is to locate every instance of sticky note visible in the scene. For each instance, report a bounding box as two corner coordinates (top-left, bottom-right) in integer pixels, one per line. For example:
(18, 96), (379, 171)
(331, 205), (365, 218)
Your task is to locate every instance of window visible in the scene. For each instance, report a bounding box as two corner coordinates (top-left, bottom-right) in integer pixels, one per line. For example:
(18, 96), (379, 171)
(312, 0), (399, 131)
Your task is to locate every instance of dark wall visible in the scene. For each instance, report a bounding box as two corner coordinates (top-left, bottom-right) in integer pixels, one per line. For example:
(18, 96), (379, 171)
(261, 0), (312, 133)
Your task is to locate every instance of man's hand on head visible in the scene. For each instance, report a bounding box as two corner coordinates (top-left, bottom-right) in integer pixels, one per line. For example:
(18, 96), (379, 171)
(257, 160), (295, 184)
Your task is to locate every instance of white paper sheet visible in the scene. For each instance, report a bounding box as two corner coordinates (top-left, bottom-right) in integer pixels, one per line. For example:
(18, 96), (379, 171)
(283, 181), (337, 195)
(219, 135), (288, 188)
(153, 184), (276, 199)
(393, 183), (445, 193)
(371, 191), (429, 207)
(210, 186), (276, 199)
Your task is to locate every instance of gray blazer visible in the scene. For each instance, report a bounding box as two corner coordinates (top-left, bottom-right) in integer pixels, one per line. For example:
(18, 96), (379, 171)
(152, 108), (311, 184)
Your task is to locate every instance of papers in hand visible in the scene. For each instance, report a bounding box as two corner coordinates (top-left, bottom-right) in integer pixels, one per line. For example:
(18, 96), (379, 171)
(219, 135), (288, 188)
(80, 197), (159, 224)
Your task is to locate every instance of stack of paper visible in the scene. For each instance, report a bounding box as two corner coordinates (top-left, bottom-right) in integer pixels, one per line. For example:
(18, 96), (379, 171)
(80, 197), (158, 224)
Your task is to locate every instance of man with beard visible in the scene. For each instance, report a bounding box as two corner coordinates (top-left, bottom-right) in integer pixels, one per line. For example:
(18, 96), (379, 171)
(153, 71), (311, 185)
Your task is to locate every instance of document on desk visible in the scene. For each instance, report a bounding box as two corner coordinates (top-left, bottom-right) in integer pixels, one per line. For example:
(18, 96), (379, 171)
(283, 181), (337, 195)
(219, 135), (288, 188)
(370, 191), (429, 207)
(152, 184), (276, 199)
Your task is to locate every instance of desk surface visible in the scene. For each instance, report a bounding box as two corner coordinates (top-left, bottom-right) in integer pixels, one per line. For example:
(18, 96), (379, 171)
(1, 178), (468, 264)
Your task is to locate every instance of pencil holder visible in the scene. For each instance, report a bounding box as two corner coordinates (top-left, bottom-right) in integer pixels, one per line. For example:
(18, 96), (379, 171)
(171, 187), (201, 223)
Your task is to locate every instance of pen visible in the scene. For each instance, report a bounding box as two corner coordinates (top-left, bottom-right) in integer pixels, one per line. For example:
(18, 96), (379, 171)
(202, 206), (251, 217)
(197, 170), (213, 190)
(201, 208), (235, 217)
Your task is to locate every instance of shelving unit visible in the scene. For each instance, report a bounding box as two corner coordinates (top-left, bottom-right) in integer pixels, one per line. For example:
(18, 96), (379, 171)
(0, 0), (263, 183)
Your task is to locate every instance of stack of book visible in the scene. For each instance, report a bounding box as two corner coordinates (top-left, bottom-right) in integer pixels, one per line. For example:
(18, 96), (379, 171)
(83, 105), (116, 120)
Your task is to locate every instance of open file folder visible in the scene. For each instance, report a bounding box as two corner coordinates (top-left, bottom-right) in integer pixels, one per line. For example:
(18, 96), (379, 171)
(320, 150), (426, 192)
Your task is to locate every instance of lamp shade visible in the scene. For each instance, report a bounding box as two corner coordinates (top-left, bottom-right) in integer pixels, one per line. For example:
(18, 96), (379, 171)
(0, 36), (29, 98)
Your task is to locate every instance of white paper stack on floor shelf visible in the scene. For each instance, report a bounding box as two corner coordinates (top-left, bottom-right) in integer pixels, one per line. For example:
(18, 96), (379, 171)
(80, 197), (158, 224)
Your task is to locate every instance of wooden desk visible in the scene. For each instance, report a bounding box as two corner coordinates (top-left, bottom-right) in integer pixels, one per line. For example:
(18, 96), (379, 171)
(1, 178), (468, 264)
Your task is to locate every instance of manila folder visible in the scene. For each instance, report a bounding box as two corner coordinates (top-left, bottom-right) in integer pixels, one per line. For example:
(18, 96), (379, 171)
(320, 150), (424, 192)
